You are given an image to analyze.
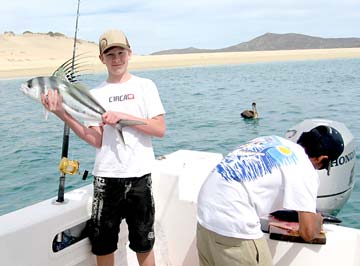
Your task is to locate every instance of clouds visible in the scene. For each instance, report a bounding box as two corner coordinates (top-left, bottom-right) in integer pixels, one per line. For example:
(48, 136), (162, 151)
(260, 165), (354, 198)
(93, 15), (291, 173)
(1, 0), (359, 54)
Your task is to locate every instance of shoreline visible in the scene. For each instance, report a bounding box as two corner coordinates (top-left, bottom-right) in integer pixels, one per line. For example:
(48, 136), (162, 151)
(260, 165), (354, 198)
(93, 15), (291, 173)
(1, 48), (360, 80)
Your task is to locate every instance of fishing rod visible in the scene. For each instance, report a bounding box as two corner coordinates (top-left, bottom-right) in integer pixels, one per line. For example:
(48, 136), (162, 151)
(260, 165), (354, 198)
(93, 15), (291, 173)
(56, 0), (81, 203)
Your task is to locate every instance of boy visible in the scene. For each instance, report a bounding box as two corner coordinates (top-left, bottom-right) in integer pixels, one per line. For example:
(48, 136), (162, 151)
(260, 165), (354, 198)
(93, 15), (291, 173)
(42, 29), (166, 266)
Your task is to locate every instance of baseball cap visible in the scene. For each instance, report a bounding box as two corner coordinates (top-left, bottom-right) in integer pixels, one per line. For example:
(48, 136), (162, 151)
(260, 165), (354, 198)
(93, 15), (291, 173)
(298, 125), (344, 175)
(98, 29), (131, 54)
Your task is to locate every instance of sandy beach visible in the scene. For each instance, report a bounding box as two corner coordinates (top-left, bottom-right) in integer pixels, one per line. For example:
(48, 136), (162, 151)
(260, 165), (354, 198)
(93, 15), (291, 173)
(1, 32), (360, 79)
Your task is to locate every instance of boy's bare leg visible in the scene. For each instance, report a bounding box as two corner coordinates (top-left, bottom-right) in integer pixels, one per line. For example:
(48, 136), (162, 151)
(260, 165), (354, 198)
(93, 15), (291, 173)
(137, 250), (155, 266)
(96, 253), (114, 266)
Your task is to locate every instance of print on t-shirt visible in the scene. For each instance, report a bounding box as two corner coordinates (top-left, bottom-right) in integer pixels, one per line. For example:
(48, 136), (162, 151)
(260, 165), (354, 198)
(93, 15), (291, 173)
(216, 136), (298, 182)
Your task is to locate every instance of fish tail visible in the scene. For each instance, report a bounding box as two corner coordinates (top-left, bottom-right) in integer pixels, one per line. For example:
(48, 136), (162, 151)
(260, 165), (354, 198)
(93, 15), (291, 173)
(115, 129), (125, 144)
(118, 119), (146, 127)
(114, 124), (125, 144)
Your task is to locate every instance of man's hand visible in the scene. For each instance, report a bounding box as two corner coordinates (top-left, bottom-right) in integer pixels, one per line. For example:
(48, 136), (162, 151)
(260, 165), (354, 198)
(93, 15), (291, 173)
(298, 211), (323, 242)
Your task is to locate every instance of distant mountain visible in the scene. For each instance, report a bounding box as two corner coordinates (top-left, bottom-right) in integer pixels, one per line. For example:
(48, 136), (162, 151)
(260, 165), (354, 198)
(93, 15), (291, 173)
(151, 33), (360, 55)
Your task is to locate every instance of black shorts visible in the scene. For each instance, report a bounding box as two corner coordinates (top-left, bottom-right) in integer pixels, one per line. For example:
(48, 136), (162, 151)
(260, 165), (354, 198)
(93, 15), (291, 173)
(88, 174), (155, 255)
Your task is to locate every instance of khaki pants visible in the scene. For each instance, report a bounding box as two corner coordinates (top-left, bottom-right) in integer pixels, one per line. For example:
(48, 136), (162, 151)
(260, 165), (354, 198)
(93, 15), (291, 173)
(196, 223), (273, 266)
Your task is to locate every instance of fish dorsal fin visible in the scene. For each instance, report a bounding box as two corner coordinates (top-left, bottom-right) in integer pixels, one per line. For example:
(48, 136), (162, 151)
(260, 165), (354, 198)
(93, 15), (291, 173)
(52, 53), (93, 83)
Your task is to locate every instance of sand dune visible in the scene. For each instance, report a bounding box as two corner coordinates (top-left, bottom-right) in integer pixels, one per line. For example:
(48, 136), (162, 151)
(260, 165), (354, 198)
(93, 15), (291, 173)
(1, 32), (360, 79)
(0, 33), (100, 79)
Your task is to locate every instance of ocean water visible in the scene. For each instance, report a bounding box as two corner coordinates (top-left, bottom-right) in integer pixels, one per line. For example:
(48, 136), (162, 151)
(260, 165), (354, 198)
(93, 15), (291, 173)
(1, 58), (359, 229)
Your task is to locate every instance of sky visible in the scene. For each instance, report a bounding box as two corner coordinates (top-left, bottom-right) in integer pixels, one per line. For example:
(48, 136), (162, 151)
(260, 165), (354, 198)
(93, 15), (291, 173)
(1, 0), (360, 55)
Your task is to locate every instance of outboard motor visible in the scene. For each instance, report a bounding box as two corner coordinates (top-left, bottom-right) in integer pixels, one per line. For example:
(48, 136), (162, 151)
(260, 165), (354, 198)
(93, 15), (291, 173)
(285, 119), (356, 216)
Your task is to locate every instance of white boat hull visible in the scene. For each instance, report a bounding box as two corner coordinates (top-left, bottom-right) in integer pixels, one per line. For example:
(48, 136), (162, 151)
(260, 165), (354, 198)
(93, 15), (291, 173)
(1, 149), (359, 266)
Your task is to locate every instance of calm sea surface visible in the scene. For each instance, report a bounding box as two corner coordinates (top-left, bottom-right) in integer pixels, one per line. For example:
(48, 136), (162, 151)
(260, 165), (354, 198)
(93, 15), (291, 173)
(1, 58), (359, 229)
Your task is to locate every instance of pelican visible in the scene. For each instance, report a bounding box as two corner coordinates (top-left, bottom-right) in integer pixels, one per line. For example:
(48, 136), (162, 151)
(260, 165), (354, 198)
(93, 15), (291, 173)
(241, 102), (258, 119)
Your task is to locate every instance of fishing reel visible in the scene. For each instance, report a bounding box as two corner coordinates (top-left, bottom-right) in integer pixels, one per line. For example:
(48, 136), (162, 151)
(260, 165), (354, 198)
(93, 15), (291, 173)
(58, 157), (88, 180)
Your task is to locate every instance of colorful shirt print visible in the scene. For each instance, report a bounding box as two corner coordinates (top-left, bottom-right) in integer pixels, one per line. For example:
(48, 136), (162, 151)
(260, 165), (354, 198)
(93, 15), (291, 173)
(216, 136), (298, 182)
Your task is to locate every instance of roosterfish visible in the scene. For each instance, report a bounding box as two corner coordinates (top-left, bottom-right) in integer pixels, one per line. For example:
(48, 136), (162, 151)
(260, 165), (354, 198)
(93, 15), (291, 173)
(20, 56), (146, 144)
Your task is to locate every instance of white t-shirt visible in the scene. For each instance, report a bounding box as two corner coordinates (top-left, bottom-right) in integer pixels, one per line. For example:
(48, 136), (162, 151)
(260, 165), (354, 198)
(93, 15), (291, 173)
(197, 136), (319, 239)
(89, 75), (165, 178)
